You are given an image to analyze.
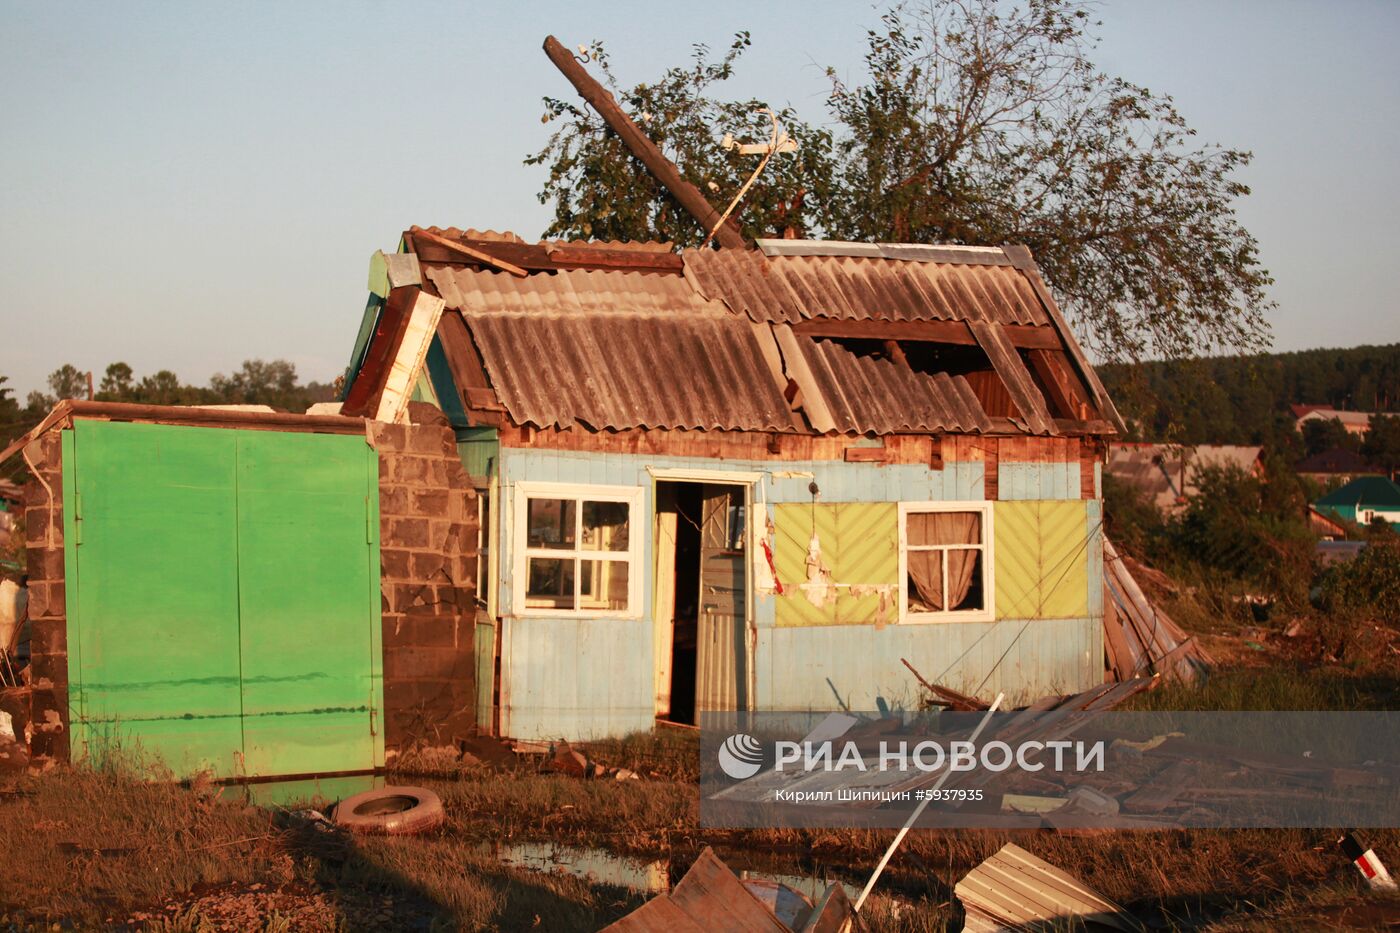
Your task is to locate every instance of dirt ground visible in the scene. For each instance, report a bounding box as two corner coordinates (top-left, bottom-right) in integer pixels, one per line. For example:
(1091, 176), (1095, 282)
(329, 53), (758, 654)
(3, 599), (1399, 931)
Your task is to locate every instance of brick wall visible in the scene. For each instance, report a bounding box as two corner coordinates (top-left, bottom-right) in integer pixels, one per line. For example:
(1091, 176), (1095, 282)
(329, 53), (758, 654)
(20, 431), (68, 765)
(370, 402), (479, 755)
(20, 403), (479, 769)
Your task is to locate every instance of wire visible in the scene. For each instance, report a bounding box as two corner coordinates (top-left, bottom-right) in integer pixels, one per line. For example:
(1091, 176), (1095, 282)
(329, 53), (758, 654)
(971, 518), (1106, 698)
(701, 109), (784, 250)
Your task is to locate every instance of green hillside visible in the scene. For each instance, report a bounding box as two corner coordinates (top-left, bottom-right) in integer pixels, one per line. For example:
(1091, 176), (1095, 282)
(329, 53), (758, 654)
(1099, 343), (1400, 447)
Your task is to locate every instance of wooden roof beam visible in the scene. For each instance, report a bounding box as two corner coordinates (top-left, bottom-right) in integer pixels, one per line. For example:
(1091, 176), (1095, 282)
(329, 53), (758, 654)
(543, 35), (748, 250)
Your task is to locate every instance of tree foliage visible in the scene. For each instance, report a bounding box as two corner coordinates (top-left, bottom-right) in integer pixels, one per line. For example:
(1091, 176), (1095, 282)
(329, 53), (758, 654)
(1099, 343), (1400, 452)
(530, 0), (1272, 361)
(528, 34), (836, 244)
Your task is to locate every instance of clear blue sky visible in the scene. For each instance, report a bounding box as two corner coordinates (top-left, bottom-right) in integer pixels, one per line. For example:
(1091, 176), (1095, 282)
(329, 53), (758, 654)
(3, 1), (1398, 397)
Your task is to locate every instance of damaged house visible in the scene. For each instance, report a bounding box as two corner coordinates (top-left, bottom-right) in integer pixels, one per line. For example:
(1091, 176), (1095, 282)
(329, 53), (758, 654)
(340, 227), (1126, 742)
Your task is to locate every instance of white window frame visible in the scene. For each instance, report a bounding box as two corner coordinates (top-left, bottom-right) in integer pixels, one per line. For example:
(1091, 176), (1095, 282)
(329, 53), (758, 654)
(512, 481), (644, 618)
(898, 501), (995, 624)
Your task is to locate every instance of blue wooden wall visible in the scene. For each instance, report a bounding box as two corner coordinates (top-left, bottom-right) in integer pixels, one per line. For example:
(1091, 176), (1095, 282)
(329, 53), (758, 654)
(495, 447), (1103, 740)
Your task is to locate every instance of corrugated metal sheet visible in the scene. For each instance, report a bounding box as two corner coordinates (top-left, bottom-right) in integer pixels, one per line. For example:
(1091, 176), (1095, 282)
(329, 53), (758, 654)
(790, 335), (994, 434)
(462, 312), (792, 431)
(426, 265), (716, 317)
(423, 264), (794, 432)
(683, 249), (1050, 326)
(956, 843), (1139, 932)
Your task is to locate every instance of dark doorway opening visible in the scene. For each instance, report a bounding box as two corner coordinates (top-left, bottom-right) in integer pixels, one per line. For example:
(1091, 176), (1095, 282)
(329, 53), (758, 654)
(655, 481), (748, 726)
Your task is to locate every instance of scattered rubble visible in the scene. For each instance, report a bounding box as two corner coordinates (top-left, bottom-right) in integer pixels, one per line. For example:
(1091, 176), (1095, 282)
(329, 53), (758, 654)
(601, 846), (857, 932)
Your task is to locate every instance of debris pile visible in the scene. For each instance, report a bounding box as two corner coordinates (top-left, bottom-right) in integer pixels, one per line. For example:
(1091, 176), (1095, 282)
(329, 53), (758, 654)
(1103, 537), (1213, 682)
(602, 846), (856, 932)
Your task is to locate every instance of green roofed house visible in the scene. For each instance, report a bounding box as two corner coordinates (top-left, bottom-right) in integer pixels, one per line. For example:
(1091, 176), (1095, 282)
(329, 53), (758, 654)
(1314, 475), (1400, 528)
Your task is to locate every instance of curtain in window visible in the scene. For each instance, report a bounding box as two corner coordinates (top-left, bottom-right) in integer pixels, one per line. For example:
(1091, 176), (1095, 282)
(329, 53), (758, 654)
(907, 512), (980, 611)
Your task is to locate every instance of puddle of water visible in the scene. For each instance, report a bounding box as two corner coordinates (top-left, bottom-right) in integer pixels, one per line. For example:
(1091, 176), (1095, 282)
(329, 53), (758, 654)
(217, 773), (383, 809)
(482, 841), (670, 895)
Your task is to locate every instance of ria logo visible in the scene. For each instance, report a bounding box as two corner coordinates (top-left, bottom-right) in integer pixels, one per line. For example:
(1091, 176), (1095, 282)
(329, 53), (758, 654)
(718, 733), (764, 780)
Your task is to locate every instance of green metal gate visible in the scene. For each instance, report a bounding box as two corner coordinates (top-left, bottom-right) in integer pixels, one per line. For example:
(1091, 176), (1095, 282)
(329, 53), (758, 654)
(62, 420), (383, 778)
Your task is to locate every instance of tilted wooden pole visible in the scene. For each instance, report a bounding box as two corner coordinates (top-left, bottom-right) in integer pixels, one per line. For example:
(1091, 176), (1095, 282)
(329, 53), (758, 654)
(542, 35), (748, 250)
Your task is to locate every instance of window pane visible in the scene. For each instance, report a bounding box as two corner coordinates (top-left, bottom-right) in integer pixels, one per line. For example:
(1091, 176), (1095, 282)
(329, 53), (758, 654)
(476, 493), (490, 607)
(950, 550), (984, 611)
(580, 559), (630, 610)
(526, 557), (575, 610)
(527, 498), (576, 548)
(907, 511), (981, 547)
(581, 501), (630, 551)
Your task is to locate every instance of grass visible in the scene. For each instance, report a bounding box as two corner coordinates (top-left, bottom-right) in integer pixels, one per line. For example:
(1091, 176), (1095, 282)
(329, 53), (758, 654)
(4, 672), (1400, 931)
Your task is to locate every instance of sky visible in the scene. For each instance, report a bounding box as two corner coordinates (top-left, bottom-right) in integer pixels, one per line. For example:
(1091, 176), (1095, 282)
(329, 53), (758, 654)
(3, 1), (1398, 398)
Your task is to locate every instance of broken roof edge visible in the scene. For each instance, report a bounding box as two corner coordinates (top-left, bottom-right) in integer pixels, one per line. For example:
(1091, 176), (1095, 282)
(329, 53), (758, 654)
(0, 400), (370, 465)
(1001, 244), (1128, 435)
(755, 238), (1013, 265)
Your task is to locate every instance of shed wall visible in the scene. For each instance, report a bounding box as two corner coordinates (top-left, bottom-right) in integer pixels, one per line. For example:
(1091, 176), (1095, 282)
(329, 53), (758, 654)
(494, 443), (1102, 740)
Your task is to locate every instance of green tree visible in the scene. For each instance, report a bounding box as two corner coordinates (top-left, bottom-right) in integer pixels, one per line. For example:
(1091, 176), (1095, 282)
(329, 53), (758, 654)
(1362, 413), (1400, 480)
(531, 0), (1272, 362)
(46, 364), (88, 401)
(97, 362), (135, 400)
(529, 34), (836, 243)
(1301, 417), (1359, 458)
(0, 376), (17, 423)
(210, 359), (300, 407)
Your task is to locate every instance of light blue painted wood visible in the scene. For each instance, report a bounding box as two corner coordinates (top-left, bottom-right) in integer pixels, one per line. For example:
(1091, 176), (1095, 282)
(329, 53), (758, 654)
(494, 447), (1099, 738)
(759, 617), (1100, 712)
(998, 461), (1081, 500)
(501, 615), (654, 740)
(1086, 500), (1104, 617)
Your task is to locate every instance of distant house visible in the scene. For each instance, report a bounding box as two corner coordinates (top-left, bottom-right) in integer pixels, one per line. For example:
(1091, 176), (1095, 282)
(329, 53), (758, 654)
(1314, 476), (1400, 528)
(1106, 443), (1263, 512)
(1296, 447), (1380, 484)
(1292, 405), (1374, 437)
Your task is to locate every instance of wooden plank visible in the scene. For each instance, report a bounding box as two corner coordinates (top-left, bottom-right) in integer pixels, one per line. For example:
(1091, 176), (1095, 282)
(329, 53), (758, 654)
(411, 229), (529, 277)
(436, 313), (490, 389)
(374, 291), (446, 423)
(342, 286), (418, 417)
(791, 318), (1062, 349)
(547, 245), (683, 273)
(1102, 591), (1137, 681)
(968, 321), (1057, 435)
(1002, 245), (1126, 433)
(1027, 348), (1092, 420)
(1122, 759), (1195, 814)
(843, 446), (889, 462)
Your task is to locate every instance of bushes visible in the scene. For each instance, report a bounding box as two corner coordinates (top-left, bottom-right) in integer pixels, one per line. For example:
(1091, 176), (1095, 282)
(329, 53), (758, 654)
(1317, 540), (1400, 625)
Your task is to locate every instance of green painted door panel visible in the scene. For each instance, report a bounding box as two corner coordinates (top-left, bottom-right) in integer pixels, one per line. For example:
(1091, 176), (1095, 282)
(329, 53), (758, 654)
(68, 421), (244, 775)
(235, 431), (383, 777)
(65, 421), (384, 780)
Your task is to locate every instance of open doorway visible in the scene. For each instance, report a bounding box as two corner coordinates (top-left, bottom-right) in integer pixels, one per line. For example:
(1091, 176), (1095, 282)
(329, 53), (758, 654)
(654, 481), (749, 725)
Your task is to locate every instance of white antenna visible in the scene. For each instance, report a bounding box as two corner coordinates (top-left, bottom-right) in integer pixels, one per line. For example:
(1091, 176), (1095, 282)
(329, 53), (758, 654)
(703, 108), (797, 249)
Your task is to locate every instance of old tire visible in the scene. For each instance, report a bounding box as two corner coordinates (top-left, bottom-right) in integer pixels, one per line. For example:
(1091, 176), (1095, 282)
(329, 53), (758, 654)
(333, 786), (445, 835)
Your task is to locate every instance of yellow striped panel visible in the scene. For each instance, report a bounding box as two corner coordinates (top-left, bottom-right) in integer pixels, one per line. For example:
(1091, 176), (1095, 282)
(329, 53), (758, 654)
(832, 503), (898, 624)
(774, 503), (838, 627)
(773, 502), (899, 626)
(994, 500), (1089, 620)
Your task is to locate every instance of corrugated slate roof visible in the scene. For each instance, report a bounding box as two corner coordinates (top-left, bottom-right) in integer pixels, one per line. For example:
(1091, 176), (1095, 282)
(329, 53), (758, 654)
(426, 265), (717, 317)
(792, 337), (993, 434)
(683, 248), (1049, 326)
(373, 231), (1123, 437)
(461, 311), (793, 432)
